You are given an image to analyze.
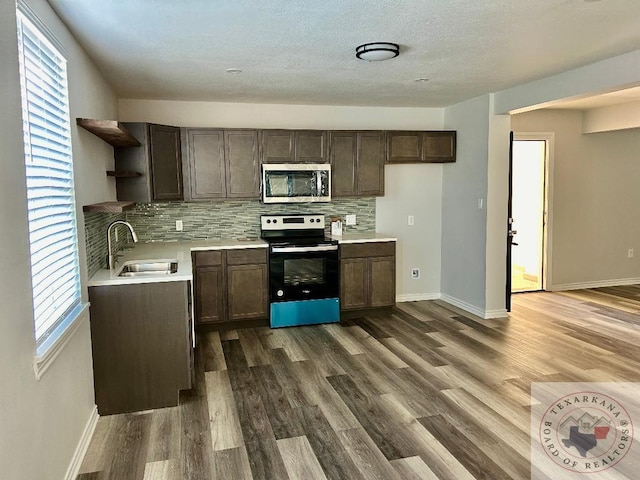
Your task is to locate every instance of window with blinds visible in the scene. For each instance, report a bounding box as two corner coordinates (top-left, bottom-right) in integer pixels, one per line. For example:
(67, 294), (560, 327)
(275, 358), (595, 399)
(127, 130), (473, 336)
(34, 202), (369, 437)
(16, 10), (82, 350)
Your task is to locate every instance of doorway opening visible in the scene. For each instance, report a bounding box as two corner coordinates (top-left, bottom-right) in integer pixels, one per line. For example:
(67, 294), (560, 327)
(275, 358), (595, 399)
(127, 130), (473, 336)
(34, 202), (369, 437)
(511, 136), (550, 293)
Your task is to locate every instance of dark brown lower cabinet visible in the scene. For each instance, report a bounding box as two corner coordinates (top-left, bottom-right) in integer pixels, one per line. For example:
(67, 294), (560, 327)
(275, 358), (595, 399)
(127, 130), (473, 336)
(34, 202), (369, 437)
(340, 241), (396, 310)
(88, 281), (192, 415)
(193, 248), (268, 325)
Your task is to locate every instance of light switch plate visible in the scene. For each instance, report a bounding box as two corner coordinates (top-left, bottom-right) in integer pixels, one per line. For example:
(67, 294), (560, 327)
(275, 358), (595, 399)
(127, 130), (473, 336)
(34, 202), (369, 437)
(345, 214), (356, 226)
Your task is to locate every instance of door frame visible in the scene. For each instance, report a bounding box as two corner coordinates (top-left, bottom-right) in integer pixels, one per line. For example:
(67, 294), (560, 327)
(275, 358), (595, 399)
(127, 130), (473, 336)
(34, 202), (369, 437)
(512, 132), (555, 292)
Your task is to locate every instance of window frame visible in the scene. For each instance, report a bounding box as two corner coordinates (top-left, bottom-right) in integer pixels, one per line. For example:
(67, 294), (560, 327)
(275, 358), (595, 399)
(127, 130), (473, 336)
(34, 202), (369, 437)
(16, 3), (89, 379)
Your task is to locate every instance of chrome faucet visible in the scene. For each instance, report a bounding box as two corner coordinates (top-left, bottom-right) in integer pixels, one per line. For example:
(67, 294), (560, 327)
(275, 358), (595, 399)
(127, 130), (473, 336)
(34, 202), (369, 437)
(107, 220), (138, 269)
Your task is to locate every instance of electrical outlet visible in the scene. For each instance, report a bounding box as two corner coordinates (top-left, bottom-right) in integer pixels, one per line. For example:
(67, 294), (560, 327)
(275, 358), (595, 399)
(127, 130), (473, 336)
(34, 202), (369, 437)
(176, 220), (183, 232)
(408, 215), (415, 226)
(345, 214), (356, 226)
(411, 268), (420, 279)
(628, 248), (634, 259)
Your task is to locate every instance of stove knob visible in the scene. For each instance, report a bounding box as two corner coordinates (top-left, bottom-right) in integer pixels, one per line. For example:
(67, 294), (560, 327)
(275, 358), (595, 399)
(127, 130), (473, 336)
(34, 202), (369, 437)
(273, 219), (278, 224)
(276, 289), (284, 297)
(266, 219), (271, 223)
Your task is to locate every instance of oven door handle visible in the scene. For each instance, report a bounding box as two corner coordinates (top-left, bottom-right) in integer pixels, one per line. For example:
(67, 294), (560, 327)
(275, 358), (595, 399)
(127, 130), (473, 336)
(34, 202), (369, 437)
(271, 245), (338, 253)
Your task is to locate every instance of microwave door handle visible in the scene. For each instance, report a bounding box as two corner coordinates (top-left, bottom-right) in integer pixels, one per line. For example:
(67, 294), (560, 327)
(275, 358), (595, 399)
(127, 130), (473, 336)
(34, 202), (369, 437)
(271, 245), (338, 253)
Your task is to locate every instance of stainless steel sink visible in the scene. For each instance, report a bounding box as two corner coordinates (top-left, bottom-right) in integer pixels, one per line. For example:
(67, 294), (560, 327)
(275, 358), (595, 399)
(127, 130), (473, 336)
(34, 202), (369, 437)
(118, 260), (178, 277)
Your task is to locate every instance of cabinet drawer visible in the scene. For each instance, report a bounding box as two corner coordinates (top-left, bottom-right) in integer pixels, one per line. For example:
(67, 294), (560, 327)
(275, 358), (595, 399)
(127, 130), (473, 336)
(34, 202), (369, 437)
(226, 248), (267, 265)
(193, 250), (223, 266)
(340, 241), (395, 259)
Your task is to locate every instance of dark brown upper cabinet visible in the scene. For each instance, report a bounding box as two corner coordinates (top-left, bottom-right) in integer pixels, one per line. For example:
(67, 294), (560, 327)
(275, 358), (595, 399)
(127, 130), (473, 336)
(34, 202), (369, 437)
(261, 130), (327, 163)
(182, 128), (259, 201)
(114, 123), (183, 202)
(330, 131), (385, 197)
(387, 131), (456, 163)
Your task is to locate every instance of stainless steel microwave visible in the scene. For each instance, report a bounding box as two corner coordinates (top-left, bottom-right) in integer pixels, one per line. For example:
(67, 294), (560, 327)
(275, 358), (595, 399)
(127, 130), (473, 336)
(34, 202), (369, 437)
(262, 163), (331, 203)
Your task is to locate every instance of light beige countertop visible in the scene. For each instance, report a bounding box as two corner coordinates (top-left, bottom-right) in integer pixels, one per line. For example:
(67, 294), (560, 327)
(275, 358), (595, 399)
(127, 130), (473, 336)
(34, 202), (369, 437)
(88, 234), (396, 287)
(88, 239), (267, 287)
(329, 232), (397, 243)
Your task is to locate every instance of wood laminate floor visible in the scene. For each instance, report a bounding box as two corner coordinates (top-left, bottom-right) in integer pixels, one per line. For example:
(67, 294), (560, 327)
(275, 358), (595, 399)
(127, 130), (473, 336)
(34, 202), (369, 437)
(76, 290), (640, 480)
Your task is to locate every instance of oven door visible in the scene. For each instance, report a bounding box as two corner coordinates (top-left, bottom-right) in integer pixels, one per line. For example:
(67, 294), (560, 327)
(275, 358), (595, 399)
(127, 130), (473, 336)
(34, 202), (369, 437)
(269, 244), (339, 302)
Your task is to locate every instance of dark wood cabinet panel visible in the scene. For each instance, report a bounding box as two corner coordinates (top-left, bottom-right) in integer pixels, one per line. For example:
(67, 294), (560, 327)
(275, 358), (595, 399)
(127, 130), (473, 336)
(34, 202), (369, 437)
(89, 281), (191, 415)
(183, 128), (259, 200)
(227, 264), (268, 321)
(261, 130), (294, 163)
(195, 265), (225, 324)
(226, 248), (267, 265)
(295, 131), (326, 163)
(114, 123), (183, 202)
(340, 258), (368, 310)
(340, 241), (396, 258)
(185, 129), (225, 200)
(357, 132), (385, 195)
(387, 132), (422, 163)
(225, 130), (260, 198)
(340, 241), (396, 311)
(369, 256), (396, 307)
(387, 131), (456, 163)
(193, 248), (268, 326)
(423, 131), (456, 163)
(329, 131), (384, 197)
(330, 132), (358, 196)
(149, 124), (183, 200)
(261, 129), (328, 163)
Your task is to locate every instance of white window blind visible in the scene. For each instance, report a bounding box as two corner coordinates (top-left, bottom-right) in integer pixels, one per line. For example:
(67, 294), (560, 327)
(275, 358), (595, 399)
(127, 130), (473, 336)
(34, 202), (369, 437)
(16, 10), (82, 349)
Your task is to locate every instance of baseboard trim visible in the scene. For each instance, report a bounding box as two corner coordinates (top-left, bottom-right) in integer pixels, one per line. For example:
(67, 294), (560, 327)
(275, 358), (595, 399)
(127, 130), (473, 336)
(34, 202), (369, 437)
(64, 405), (99, 480)
(438, 294), (509, 319)
(438, 294), (486, 318)
(551, 277), (640, 291)
(484, 308), (509, 319)
(396, 293), (440, 302)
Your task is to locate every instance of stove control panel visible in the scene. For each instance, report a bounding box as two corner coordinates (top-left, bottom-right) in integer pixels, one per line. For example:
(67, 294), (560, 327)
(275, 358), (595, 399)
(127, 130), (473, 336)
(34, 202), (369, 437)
(261, 214), (325, 231)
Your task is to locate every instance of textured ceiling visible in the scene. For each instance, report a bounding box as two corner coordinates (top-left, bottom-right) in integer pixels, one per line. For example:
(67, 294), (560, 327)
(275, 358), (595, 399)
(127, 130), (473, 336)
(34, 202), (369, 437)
(48, 0), (640, 108)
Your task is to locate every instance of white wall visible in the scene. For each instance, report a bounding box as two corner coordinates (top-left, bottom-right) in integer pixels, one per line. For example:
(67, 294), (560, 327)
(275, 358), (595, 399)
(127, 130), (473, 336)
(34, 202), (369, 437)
(485, 101), (510, 316)
(512, 109), (640, 288)
(0, 1), (118, 478)
(442, 95), (491, 315)
(493, 49), (640, 115)
(583, 101), (640, 133)
(120, 99), (445, 297)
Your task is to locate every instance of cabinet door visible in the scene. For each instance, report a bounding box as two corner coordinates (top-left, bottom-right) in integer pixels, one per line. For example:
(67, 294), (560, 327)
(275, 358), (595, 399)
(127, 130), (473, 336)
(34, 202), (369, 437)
(195, 265), (226, 324)
(227, 264), (268, 321)
(369, 256), (396, 308)
(340, 258), (368, 310)
(149, 124), (183, 200)
(387, 131), (423, 163)
(186, 129), (226, 200)
(295, 131), (327, 163)
(89, 282), (190, 415)
(261, 130), (294, 163)
(225, 130), (259, 198)
(423, 131), (456, 163)
(357, 132), (385, 195)
(330, 132), (357, 197)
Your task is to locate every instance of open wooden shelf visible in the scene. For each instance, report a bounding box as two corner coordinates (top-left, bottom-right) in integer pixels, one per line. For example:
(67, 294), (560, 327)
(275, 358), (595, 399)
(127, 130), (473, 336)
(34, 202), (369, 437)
(82, 201), (137, 213)
(76, 118), (141, 147)
(106, 170), (143, 178)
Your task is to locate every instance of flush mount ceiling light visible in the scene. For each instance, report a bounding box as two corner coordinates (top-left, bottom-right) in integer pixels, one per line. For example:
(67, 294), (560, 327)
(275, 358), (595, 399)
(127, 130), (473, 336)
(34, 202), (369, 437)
(225, 68), (243, 74)
(355, 42), (399, 62)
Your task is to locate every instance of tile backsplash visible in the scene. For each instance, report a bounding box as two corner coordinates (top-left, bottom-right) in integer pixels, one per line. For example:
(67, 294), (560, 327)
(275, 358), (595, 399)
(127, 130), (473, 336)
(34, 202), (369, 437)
(84, 197), (376, 277)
